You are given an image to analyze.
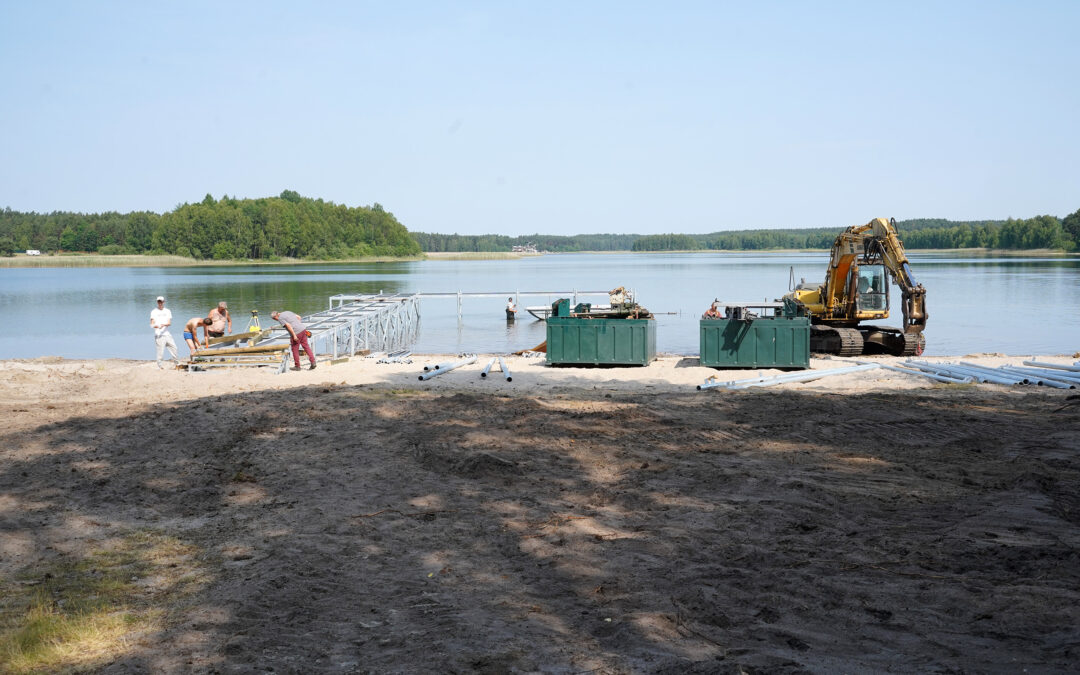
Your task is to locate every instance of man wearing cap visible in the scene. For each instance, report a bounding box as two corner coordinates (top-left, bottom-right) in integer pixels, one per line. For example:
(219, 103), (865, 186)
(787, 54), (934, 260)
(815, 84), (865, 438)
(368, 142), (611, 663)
(150, 296), (180, 369)
(207, 301), (232, 339)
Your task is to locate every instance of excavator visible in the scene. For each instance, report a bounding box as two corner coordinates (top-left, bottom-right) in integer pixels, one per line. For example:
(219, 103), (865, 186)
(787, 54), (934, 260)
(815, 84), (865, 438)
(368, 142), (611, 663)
(783, 217), (927, 356)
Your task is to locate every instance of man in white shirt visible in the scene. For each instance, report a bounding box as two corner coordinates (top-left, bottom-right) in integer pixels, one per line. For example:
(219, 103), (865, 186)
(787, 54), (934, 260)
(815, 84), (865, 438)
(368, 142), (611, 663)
(150, 296), (180, 369)
(506, 297), (517, 321)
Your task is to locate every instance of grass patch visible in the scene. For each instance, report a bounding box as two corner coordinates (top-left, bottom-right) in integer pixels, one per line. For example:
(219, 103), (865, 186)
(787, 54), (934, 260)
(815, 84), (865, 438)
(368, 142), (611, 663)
(0, 530), (209, 673)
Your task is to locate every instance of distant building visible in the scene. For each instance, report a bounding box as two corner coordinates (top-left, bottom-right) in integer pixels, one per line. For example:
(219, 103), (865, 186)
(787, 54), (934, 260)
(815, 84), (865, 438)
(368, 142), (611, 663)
(511, 243), (538, 254)
(25, 249), (41, 256)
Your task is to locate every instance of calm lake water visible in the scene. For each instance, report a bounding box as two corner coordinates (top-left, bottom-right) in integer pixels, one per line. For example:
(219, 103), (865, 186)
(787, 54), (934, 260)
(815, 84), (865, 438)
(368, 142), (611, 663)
(1, 252), (1078, 359)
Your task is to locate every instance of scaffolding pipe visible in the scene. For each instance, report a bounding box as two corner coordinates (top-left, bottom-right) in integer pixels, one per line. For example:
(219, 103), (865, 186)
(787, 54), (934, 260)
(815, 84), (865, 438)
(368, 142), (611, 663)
(698, 364), (880, 390)
(942, 363), (1026, 385)
(853, 360), (974, 384)
(996, 366), (1078, 389)
(424, 359), (460, 372)
(907, 361), (1023, 385)
(904, 361), (1014, 384)
(949, 362), (1030, 384)
(498, 357), (512, 382)
(419, 355), (477, 381)
(1007, 365), (1080, 382)
(480, 358), (496, 378)
(1024, 360), (1080, 372)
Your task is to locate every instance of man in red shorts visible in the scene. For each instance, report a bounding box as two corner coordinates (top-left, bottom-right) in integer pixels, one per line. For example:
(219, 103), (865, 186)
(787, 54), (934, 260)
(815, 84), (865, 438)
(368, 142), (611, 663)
(271, 310), (316, 371)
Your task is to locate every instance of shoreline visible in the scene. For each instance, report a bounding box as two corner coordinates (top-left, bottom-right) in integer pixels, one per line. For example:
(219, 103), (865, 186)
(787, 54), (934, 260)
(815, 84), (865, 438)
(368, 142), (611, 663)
(4, 352), (1077, 404)
(0, 247), (1072, 268)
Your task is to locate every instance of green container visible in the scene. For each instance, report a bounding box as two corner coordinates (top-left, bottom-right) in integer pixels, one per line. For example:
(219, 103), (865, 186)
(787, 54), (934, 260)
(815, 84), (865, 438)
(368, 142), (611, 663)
(547, 317), (657, 366)
(699, 316), (810, 369)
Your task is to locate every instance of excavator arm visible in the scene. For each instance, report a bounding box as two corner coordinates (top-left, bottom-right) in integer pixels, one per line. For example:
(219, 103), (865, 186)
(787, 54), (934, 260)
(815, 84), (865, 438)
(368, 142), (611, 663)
(865, 217), (927, 334)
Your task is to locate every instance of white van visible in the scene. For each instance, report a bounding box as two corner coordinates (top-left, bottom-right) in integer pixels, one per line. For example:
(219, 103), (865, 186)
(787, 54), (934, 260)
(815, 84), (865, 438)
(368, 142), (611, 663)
(26, 250), (41, 256)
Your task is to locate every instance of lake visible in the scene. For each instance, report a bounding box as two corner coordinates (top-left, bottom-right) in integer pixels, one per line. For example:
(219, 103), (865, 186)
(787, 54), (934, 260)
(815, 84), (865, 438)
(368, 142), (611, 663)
(1, 252), (1078, 359)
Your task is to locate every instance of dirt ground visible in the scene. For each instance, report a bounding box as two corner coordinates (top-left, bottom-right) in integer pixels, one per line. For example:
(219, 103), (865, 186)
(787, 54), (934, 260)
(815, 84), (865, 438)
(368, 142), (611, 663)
(1, 357), (1079, 673)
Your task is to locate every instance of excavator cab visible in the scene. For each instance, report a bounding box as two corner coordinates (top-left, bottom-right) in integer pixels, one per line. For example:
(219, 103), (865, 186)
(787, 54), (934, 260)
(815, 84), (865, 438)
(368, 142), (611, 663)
(854, 266), (888, 313)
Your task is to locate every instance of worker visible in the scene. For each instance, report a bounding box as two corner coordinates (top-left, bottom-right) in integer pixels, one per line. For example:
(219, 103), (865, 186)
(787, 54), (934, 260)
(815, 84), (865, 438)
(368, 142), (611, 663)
(271, 310), (316, 371)
(505, 297), (517, 321)
(183, 317), (214, 353)
(150, 296), (181, 369)
(207, 301), (231, 339)
(702, 301), (722, 319)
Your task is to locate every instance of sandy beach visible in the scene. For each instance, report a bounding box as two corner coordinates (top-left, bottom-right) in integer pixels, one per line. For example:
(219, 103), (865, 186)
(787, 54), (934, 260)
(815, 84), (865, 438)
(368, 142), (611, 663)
(1, 353), (1079, 672)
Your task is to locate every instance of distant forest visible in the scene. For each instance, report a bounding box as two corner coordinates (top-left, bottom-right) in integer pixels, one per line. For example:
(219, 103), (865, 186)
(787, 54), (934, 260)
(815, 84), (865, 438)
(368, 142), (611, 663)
(0, 191), (421, 259)
(2, 195), (1078, 259)
(415, 212), (1080, 253)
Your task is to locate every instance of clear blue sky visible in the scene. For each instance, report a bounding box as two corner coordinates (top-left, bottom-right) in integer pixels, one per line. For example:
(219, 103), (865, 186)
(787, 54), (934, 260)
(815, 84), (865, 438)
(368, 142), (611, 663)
(2, 1), (1077, 235)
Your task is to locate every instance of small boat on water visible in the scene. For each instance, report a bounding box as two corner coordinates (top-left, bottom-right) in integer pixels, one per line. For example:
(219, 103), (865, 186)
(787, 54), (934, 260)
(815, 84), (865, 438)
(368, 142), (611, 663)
(525, 304), (611, 320)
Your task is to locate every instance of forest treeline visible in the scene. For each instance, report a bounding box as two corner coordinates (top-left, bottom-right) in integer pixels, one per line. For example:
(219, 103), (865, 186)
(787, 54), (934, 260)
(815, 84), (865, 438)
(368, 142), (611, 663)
(2, 197), (1078, 258)
(416, 211), (1080, 253)
(0, 191), (421, 259)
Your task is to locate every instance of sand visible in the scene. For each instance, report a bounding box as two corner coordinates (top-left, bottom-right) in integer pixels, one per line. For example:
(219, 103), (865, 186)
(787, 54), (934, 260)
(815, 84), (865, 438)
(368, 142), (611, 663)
(1, 353), (1079, 672)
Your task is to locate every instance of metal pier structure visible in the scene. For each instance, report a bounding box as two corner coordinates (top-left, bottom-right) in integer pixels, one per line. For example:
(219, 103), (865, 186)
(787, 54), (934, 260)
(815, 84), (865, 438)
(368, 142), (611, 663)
(192, 293), (421, 373)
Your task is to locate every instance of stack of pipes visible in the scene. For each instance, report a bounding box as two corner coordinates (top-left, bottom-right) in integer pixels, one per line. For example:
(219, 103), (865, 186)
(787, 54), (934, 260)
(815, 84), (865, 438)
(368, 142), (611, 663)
(480, 357), (513, 382)
(697, 359), (1080, 391)
(419, 354), (477, 381)
(906, 360), (1079, 389)
(698, 363), (881, 390)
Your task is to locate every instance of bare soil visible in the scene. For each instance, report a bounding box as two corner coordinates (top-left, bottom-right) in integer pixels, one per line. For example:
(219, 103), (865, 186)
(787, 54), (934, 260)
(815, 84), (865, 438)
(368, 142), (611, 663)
(1, 363), (1079, 673)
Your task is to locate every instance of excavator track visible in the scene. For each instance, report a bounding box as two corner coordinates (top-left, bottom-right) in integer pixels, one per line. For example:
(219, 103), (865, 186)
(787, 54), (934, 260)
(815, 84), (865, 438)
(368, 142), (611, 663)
(900, 332), (926, 357)
(810, 326), (864, 357)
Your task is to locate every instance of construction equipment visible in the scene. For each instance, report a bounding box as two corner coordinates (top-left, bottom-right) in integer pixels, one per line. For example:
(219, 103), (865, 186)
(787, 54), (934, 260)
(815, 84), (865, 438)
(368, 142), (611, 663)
(546, 290), (656, 366)
(783, 217), (927, 356)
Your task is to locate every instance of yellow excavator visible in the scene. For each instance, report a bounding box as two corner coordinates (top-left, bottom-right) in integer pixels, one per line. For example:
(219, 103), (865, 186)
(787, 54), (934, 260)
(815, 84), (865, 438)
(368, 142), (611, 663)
(783, 217), (927, 356)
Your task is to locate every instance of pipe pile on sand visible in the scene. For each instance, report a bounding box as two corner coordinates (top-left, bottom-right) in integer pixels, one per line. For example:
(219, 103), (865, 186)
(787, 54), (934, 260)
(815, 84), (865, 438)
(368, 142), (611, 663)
(419, 355), (477, 381)
(479, 357), (513, 382)
(698, 363), (880, 391)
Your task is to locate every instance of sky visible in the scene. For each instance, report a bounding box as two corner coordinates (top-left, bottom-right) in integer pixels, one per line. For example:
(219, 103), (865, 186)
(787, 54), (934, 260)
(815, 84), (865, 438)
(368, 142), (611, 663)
(1, 1), (1077, 236)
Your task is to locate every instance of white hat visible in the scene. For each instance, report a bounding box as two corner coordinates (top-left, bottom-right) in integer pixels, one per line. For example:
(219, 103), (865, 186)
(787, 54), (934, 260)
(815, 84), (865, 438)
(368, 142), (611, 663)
(156, 296), (165, 302)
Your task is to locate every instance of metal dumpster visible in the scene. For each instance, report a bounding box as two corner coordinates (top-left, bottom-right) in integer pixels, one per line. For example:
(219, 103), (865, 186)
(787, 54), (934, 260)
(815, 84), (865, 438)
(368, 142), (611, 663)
(547, 299), (657, 366)
(699, 302), (809, 369)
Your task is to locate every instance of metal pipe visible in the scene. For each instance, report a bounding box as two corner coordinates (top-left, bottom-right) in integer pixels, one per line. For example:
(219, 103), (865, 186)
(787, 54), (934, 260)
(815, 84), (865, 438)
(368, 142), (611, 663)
(956, 362), (1067, 385)
(996, 366), (1078, 389)
(945, 362), (1028, 385)
(498, 357), (512, 382)
(424, 358), (460, 372)
(699, 364), (880, 390)
(907, 361), (1023, 385)
(481, 358), (496, 378)
(1007, 365), (1080, 382)
(911, 360), (1019, 382)
(1024, 360), (1080, 372)
(728, 364), (881, 389)
(853, 360), (974, 384)
(954, 362), (1028, 384)
(419, 354), (477, 381)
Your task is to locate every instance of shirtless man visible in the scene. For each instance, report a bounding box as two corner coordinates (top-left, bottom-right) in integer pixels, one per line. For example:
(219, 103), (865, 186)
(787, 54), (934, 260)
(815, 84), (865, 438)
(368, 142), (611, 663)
(183, 316), (214, 353)
(207, 301), (232, 338)
(702, 301), (723, 319)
